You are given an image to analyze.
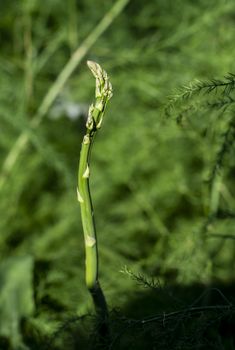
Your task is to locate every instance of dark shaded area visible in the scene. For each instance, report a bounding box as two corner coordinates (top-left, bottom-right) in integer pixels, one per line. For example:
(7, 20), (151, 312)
(18, 282), (235, 350)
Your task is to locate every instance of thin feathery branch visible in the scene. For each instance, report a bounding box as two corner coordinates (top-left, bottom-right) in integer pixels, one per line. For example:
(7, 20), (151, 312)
(139, 304), (234, 325)
(120, 266), (162, 290)
(166, 73), (235, 114)
(109, 304), (234, 349)
(207, 95), (235, 110)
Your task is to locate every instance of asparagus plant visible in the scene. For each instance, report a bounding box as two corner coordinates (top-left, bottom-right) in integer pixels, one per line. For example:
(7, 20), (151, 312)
(77, 61), (112, 323)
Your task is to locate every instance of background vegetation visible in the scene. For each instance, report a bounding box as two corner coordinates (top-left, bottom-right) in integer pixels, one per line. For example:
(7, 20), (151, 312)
(0, 0), (234, 349)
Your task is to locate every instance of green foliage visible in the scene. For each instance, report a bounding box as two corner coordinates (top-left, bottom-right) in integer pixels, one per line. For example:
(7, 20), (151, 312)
(0, 0), (235, 348)
(0, 256), (34, 349)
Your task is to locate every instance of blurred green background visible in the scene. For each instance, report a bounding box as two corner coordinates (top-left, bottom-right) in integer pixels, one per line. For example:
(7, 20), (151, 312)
(0, 0), (235, 349)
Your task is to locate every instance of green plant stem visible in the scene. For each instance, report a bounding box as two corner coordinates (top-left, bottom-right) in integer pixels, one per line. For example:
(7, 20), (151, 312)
(77, 61), (112, 323)
(0, 0), (129, 191)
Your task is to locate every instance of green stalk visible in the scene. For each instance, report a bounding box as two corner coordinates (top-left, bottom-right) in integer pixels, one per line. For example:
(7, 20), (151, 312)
(77, 61), (112, 322)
